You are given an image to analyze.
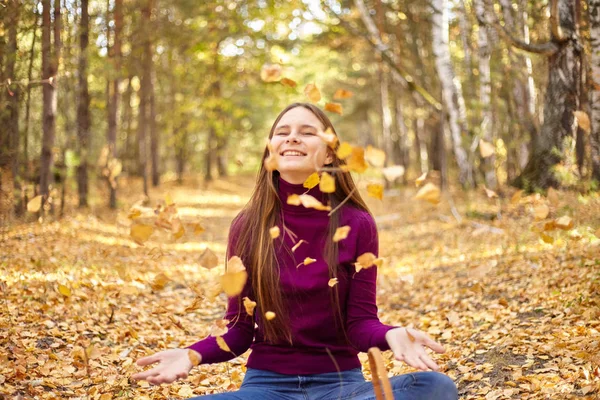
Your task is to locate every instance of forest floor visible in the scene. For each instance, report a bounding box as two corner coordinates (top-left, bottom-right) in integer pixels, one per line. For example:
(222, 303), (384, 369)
(1, 174), (599, 400)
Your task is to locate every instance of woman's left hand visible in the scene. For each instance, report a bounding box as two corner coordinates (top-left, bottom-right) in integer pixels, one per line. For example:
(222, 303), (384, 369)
(384, 327), (446, 371)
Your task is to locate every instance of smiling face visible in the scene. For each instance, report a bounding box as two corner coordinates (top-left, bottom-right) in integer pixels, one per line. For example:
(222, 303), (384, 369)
(270, 106), (333, 184)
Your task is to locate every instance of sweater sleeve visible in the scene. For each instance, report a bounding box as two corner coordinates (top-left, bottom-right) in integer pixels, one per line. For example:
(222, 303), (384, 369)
(345, 212), (398, 352)
(186, 217), (255, 364)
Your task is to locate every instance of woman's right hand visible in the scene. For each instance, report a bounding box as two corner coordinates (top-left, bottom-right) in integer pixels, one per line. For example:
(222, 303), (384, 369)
(131, 348), (200, 385)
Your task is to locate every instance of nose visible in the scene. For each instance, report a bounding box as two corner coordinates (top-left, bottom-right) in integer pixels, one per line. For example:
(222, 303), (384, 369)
(285, 134), (300, 144)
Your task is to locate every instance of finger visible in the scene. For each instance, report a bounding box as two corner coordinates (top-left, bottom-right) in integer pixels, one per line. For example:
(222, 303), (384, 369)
(418, 353), (440, 371)
(416, 333), (445, 354)
(131, 369), (161, 381)
(404, 354), (428, 371)
(136, 354), (161, 366)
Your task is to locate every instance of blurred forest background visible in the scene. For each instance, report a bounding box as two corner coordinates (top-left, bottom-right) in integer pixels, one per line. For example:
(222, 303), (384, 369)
(1, 0), (600, 218)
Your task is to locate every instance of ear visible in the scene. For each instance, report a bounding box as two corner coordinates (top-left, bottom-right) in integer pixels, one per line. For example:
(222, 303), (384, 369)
(324, 148), (334, 165)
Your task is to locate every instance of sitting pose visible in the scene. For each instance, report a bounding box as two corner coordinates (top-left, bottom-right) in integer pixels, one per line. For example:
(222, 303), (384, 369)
(133, 103), (458, 400)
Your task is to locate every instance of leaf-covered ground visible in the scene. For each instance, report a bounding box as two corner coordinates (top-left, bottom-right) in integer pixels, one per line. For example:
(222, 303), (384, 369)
(1, 175), (599, 399)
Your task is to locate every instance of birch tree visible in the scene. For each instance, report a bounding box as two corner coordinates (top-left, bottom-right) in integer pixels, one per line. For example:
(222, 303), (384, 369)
(590, 0), (600, 182)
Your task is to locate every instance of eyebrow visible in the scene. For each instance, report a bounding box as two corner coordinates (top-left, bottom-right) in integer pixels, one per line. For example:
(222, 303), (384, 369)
(274, 124), (318, 130)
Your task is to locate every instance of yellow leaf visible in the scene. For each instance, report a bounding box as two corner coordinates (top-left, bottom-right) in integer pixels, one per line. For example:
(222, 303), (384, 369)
(298, 194), (331, 211)
(221, 256), (247, 297)
(216, 336), (231, 352)
(355, 252), (376, 273)
(227, 256), (245, 273)
(479, 139), (495, 158)
(511, 190), (524, 205)
(269, 226), (280, 239)
(27, 195), (42, 213)
(188, 350), (201, 367)
(574, 110), (591, 133)
(210, 319), (230, 336)
(333, 88), (353, 99)
(533, 204), (550, 220)
(127, 208), (142, 219)
(333, 226), (351, 242)
(199, 248), (219, 270)
(265, 311), (276, 321)
(324, 102), (343, 115)
(243, 297), (256, 315)
(316, 127), (338, 148)
(130, 224), (154, 245)
(171, 218), (185, 240)
(280, 77), (297, 88)
(415, 183), (441, 205)
(192, 223), (205, 235)
(86, 344), (101, 360)
(328, 278), (338, 287)
(365, 146), (386, 168)
(415, 172), (427, 187)
(303, 172), (320, 189)
(260, 63), (282, 82)
(303, 257), (316, 266)
(319, 172), (336, 193)
(165, 193), (174, 206)
(382, 165), (405, 181)
(304, 83), (321, 103)
(555, 216), (573, 230)
(547, 187), (559, 206)
(367, 183), (384, 200)
(373, 258), (384, 268)
(540, 232), (554, 244)
(347, 147), (368, 173)
(287, 194), (301, 206)
(336, 142), (353, 159)
(484, 186), (498, 199)
(57, 284), (71, 297)
(150, 272), (169, 291)
(292, 239), (307, 252)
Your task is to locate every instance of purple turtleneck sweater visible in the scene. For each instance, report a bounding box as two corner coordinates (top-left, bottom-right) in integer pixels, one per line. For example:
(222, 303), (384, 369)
(188, 176), (397, 375)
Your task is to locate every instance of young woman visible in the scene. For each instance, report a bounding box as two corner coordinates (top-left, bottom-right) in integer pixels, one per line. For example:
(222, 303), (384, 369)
(132, 103), (458, 400)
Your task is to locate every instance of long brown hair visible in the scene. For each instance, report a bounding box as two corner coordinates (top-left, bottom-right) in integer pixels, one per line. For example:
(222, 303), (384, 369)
(231, 102), (371, 344)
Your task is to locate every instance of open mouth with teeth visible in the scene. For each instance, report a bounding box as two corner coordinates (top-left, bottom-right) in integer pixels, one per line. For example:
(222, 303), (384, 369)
(280, 150), (307, 157)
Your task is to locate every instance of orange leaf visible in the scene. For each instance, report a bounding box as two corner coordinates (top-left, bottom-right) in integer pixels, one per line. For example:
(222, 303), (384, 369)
(324, 102), (343, 115)
(316, 127), (338, 148)
(304, 83), (321, 103)
(328, 278), (338, 287)
(260, 63), (282, 82)
(243, 297), (257, 315)
(333, 88), (353, 99)
(367, 183), (384, 200)
(27, 195), (42, 213)
(199, 248), (219, 270)
(269, 226), (280, 239)
(280, 77), (297, 88)
(319, 172), (336, 193)
(347, 147), (368, 173)
(336, 142), (353, 159)
(130, 224), (154, 245)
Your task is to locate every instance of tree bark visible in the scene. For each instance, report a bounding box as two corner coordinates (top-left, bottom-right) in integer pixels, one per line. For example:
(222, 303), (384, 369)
(76, 0), (90, 207)
(513, 0), (582, 190)
(590, 0), (600, 182)
(431, 0), (474, 188)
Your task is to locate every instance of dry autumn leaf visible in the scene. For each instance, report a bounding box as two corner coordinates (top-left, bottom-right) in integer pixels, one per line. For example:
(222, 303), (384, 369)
(303, 172), (320, 189)
(555, 216), (573, 230)
(479, 139), (495, 158)
(511, 190), (524, 204)
(150, 272), (169, 291)
(220, 256), (247, 297)
(130, 224), (154, 245)
(324, 102), (343, 115)
(243, 297), (256, 315)
(574, 110), (591, 133)
(415, 183), (441, 205)
(265, 311), (276, 320)
(292, 239), (307, 252)
(57, 284), (71, 297)
(382, 165), (405, 181)
(290, 194), (331, 211)
(128, 208), (142, 219)
(333, 88), (353, 99)
(336, 142), (353, 159)
(260, 63), (282, 82)
(304, 83), (321, 103)
(210, 319), (230, 337)
(280, 77), (297, 88)
(355, 252), (377, 272)
(333, 226), (351, 242)
(347, 147), (368, 173)
(367, 183), (384, 200)
(319, 172), (335, 193)
(216, 336), (231, 352)
(328, 278), (338, 287)
(547, 187), (559, 206)
(264, 142), (279, 171)
(365, 146), (386, 168)
(27, 195), (42, 213)
(415, 172), (427, 187)
(199, 248), (219, 270)
(269, 226), (280, 239)
(484, 186), (498, 199)
(171, 218), (185, 240)
(192, 223), (205, 235)
(316, 127), (338, 148)
(533, 204), (550, 220)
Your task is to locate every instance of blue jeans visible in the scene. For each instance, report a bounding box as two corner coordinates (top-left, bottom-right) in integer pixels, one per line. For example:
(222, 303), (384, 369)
(188, 367), (458, 400)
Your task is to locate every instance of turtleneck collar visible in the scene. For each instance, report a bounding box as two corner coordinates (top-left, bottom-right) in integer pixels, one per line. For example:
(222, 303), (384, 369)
(277, 175), (329, 214)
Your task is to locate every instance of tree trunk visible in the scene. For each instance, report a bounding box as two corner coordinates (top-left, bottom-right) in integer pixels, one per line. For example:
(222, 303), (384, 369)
(150, 72), (159, 186)
(205, 127), (215, 182)
(431, 0), (474, 188)
(514, 0), (582, 190)
(590, 0), (600, 182)
(379, 64), (394, 167)
(40, 0), (60, 206)
(76, 0), (90, 207)
(23, 8), (40, 186)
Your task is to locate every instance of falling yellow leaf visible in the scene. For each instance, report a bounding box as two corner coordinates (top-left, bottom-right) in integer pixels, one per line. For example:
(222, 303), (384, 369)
(479, 139), (495, 158)
(243, 297), (256, 315)
(265, 311), (276, 321)
(302, 257), (316, 267)
(319, 172), (336, 193)
(280, 77), (297, 88)
(269, 226), (280, 239)
(260, 63), (282, 82)
(287, 194), (301, 206)
(292, 194), (331, 211)
(555, 216), (573, 230)
(328, 278), (338, 287)
(324, 102), (343, 115)
(511, 190), (524, 205)
(303, 172), (320, 189)
(292, 239), (307, 252)
(547, 187), (559, 206)
(185, 296), (204, 312)
(220, 256), (247, 297)
(57, 284), (71, 297)
(484, 186), (498, 199)
(333, 226), (351, 242)
(336, 142), (353, 159)
(188, 350), (201, 366)
(304, 83), (321, 103)
(574, 110), (591, 133)
(367, 183), (384, 200)
(216, 336), (231, 352)
(347, 147), (368, 173)
(130, 224), (154, 245)
(150, 272), (169, 291)
(192, 223), (205, 235)
(127, 208), (142, 219)
(415, 172), (428, 187)
(316, 127), (338, 148)
(365, 146), (386, 168)
(382, 165), (405, 181)
(415, 183), (441, 205)
(533, 204), (550, 220)
(165, 193), (174, 206)
(227, 256), (245, 273)
(355, 252), (377, 272)
(210, 319), (230, 336)
(540, 232), (554, 244)
(333, 88), (353, 99)
(373, 258), (384, 268)
(27, 195), (42, 213)
(199, 248), (219, 270)
(171, 218), (185, 240)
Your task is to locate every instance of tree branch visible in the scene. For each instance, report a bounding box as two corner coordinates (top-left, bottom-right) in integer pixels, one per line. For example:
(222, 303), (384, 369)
(550, 0), (567, 42)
